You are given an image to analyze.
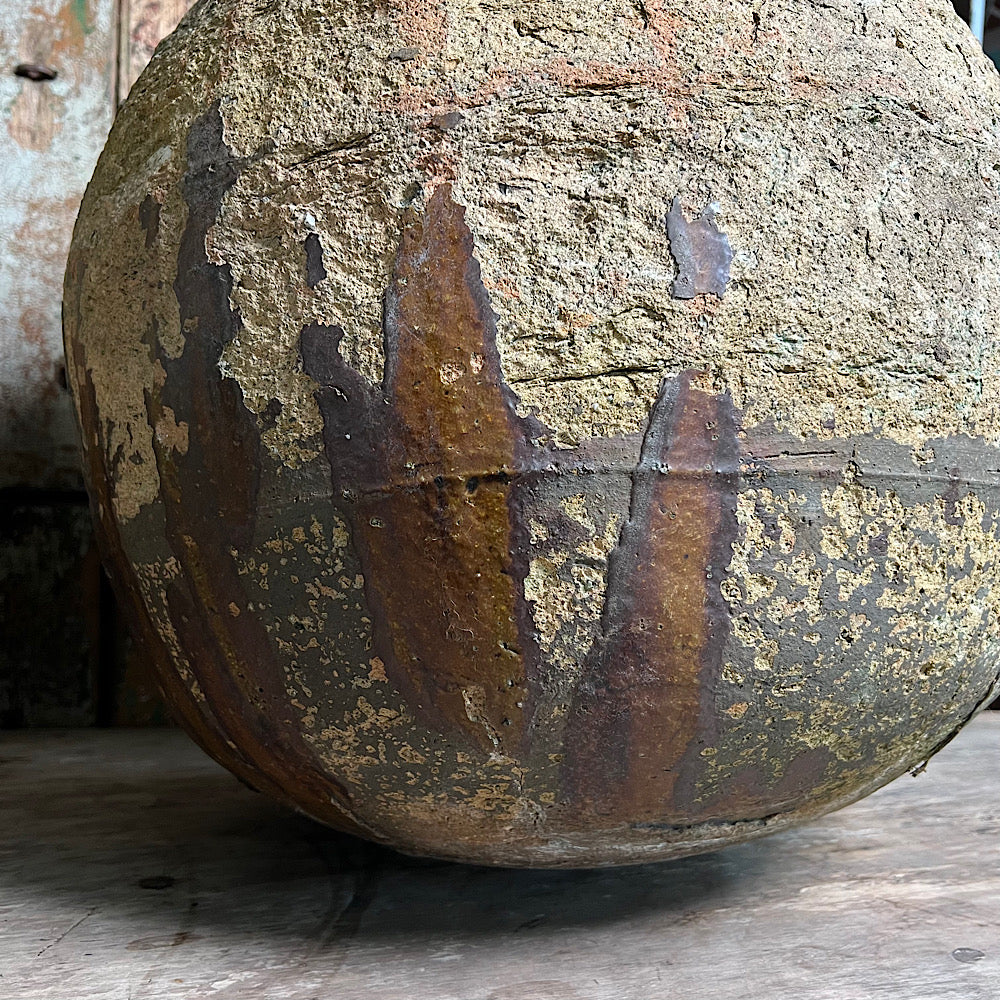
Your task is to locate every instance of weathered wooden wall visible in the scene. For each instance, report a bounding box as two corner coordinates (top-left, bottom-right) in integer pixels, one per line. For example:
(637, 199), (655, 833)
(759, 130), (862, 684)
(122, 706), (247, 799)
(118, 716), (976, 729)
(1, 0), (115, 491)
(119, 0), (196, 97)
(0, 0), (194, 727)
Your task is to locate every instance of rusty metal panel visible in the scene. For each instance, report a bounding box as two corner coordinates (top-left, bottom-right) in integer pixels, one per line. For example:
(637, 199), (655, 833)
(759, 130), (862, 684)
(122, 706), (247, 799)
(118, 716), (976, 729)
(0, 0), (116, 490)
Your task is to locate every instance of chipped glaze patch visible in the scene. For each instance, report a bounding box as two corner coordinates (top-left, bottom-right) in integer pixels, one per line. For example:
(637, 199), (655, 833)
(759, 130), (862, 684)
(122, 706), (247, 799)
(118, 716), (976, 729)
(693, 473), (1000, 821)
(666, 196), (733, 299)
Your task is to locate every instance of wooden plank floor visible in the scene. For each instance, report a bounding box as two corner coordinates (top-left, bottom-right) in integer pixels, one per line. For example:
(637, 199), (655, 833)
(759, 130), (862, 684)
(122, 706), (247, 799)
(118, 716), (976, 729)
(1, 716), (998, 999)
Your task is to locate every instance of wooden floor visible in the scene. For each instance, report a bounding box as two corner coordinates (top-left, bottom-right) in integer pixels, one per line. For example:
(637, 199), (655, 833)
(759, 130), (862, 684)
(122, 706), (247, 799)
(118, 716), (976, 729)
(1, 717), (998, 999)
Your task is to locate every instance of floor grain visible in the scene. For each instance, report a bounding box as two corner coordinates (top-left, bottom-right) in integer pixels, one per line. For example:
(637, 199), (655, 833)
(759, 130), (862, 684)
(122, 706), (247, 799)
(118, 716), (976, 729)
(1, 716), (998, 999)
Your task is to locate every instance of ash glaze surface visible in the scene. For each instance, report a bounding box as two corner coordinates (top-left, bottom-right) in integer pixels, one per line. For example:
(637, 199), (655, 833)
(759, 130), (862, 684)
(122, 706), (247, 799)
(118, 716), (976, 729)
(65, 0), (1000, 866)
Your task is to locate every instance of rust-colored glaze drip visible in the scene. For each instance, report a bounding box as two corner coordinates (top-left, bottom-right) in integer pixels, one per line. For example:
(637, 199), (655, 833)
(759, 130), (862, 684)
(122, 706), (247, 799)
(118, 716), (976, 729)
(137, 105), (364, 835)
(373, 185), (532, 752)
(561, 373), (740, 822)
(303, 185), (539, 755)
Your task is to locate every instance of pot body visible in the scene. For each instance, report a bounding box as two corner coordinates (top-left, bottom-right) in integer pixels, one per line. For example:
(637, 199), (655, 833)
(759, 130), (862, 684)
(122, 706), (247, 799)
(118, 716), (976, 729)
(65, 0), (1000, 865)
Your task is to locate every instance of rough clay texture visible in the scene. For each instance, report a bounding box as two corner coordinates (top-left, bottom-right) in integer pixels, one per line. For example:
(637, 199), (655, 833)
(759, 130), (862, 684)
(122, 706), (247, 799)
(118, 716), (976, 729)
(65, 0), (1000, 866)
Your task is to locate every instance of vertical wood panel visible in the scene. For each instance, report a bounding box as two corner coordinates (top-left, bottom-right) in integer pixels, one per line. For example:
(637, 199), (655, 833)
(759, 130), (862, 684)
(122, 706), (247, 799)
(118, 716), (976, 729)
(0, 0), (116, 490)
(0, 0), (115, 727)
(119, 0), (195, 100)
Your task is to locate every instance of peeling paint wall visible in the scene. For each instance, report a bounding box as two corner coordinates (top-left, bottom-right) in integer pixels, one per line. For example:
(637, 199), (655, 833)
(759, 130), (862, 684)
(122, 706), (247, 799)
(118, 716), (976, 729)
(0, 0), (194, 726)
(0, 0), (115, 490)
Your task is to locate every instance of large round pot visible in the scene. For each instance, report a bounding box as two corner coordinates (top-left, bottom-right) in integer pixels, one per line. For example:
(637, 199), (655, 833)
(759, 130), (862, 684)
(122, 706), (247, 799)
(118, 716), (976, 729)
(65, 0), (1000, 866)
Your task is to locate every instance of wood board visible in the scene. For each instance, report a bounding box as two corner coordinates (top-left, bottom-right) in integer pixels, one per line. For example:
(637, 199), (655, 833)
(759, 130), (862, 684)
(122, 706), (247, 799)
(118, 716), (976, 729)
(1, 714), (998, 999)
(0, 0), (116, 491)
(118, 0), (197, 100)
(0, 0), (193, 727)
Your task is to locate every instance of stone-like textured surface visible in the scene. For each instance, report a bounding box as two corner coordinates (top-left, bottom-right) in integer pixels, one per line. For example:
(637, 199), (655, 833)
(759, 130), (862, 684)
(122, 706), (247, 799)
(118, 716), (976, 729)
(66, 0), (1000, 865)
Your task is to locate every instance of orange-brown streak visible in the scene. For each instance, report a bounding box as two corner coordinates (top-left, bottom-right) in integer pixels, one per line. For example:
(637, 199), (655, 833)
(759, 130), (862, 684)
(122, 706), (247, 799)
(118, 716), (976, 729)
(361, 184), (528, 753)
(615, 387), (724, 813)
(562, 375), (737, 821)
